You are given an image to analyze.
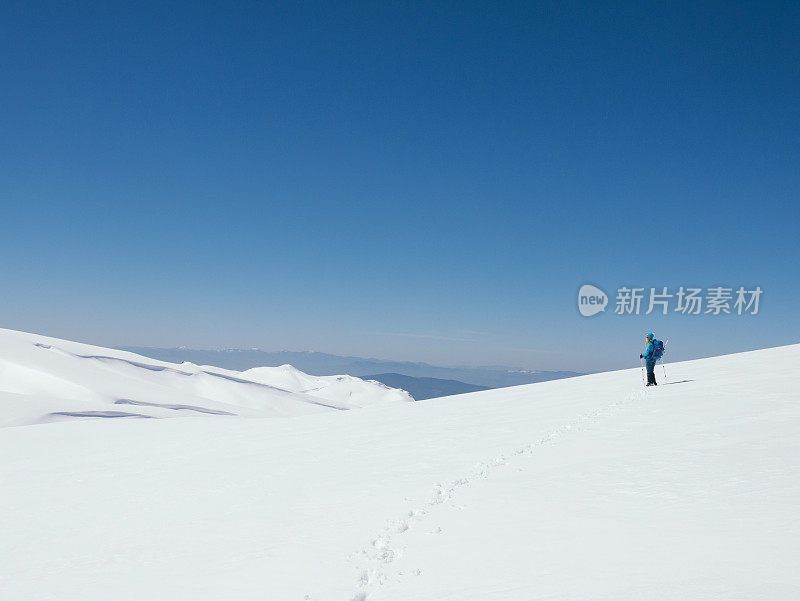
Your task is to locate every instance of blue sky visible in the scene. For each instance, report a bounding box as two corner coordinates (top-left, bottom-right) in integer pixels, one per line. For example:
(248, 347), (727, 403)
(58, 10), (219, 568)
(1, 1), (798, 372)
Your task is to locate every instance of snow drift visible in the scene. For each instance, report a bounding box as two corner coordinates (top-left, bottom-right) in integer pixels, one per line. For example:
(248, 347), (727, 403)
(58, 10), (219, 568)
(0, 331), (798, 601)
(0, 328), (413, 427)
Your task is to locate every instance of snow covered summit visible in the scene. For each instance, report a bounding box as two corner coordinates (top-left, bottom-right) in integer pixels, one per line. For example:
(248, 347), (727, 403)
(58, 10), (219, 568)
(242, 364), (415, 407)
(0, 337), (798, 600)
(0, 328), (413, 427)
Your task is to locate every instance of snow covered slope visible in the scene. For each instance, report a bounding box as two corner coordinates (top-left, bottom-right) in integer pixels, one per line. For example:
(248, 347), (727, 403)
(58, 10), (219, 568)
(1, 341), (798, 601)
(0, 328), (412, 427)
(242, 365), (414, 407)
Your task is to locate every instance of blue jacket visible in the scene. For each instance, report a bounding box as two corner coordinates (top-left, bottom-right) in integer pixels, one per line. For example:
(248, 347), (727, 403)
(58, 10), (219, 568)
(643, 339), (656, 360)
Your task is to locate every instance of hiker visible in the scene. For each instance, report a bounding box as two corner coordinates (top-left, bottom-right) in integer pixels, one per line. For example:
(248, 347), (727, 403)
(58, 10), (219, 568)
(640, 332), (661, 386)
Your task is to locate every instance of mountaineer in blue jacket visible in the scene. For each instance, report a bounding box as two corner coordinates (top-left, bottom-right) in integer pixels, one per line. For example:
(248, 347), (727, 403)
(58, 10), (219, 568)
(640, 332), (659, 386)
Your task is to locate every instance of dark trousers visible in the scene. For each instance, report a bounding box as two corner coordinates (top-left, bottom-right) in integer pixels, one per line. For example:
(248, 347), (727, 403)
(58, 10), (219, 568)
(646, 360), (657, 385)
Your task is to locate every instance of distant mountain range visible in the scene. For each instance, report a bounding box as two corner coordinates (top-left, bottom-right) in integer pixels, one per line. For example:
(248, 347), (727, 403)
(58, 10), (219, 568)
(119, 347), (582, 397)
(362, 373), (489, 400)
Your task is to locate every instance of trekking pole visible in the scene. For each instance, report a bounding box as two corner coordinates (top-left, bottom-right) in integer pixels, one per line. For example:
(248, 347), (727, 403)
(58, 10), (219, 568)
(661, 339), (669, 383)
(640, 355), (646, 387)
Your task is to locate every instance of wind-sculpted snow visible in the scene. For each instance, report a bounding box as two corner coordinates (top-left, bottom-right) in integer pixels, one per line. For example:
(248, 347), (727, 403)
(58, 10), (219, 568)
(242, 365), (415, 407)
(0, 334), (798, 601)
(0, 328), (412, 427)
(114, 399), (236, 415)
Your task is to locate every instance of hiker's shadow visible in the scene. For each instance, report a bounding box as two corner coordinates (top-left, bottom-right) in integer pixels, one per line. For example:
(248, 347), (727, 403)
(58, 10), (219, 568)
(664, 380), (694, 385)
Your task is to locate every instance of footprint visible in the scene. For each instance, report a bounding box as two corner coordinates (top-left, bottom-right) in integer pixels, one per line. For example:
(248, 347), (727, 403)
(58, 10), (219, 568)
(430, 483), (452, 504)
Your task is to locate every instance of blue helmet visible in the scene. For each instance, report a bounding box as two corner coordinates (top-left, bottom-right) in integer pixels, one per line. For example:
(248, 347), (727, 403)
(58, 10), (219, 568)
(645, 332), (654, 340)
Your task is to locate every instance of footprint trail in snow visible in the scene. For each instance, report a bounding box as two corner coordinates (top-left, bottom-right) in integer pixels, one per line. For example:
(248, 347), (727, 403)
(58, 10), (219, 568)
(345, 388), (647, 601)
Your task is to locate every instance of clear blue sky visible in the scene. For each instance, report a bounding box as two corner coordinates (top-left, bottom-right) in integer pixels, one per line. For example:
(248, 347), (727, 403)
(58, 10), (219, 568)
(1, 1), (798, 371)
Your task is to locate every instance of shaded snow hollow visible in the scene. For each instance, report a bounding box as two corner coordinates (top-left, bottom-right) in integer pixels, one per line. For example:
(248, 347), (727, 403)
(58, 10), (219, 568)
(0, 329), (798, 600)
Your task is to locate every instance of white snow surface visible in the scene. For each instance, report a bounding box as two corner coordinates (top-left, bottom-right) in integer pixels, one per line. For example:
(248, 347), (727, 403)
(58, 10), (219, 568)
(0, 328), (413, 427)
(1, 330), (799, 601)
(242, 365), (414, 408)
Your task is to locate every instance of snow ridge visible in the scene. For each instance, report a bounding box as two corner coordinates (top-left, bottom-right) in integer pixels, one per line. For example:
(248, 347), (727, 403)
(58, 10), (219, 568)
(0, 328), (413, 427)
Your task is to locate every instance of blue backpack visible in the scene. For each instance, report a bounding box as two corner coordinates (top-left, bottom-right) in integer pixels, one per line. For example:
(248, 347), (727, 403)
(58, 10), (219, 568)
(653, 339), (665, 360)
